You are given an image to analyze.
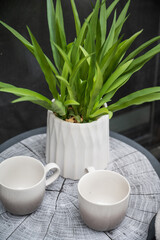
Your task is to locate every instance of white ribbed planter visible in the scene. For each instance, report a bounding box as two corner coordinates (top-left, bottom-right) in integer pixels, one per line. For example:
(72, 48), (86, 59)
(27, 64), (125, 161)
(46, 111), (109, 180)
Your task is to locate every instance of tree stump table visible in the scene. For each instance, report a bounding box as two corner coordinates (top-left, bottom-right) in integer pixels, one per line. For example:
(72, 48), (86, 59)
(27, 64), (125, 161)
(0, 128), (160, 240)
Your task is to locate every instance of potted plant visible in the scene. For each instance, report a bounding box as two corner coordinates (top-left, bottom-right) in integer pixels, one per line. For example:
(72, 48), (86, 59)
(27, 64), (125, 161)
(1, 0), (160, 179)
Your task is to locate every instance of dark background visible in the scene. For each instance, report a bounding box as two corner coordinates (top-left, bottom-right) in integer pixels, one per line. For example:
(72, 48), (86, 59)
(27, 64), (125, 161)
(0, 0), (160, 158)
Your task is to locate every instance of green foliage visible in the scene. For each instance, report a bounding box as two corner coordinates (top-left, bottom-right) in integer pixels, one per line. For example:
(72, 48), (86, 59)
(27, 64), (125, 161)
(1, 0), (160, 122)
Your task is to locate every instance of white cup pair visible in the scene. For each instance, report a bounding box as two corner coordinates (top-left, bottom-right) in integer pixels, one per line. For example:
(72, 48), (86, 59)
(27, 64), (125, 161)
(0, 156), (60, 215)
(0, 156), (130, 232)
(78, 167), (130, 231)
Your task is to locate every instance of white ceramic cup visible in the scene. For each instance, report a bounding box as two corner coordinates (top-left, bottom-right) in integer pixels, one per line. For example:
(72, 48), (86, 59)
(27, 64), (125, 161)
(78, 167), (130, 231)
(0, 156), (60, 215)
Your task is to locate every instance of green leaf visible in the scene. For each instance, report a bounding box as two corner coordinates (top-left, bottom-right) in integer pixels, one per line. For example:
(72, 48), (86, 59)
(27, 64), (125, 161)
(76, 79), (87, 107)
(99, 0), (106, 45)
(96, 91), (115, 108)
(60, 43), (74, 101)
(71, 11), (93, 65)
(70, 0), (81, 36)
(100, 10), (117, 60)
(122, 36), (160, 64)
(56, 0), (67, 50)
(56, 75), (69, 86)
(99, 59), (133, 98)
(103, 30), (142, 80)
(97, 68), (141, 109)
(89, 107), (111, 119)
(47, 0), (61, 70)
(64, 99), (80, 106)
(74, 115), (82, 123)
(84, 0), (100, 54)
(114, 15), (128, 43)
(86, 63), (103, 118)
(95, 62), (134, 111)
(52, 42), (72, 73)
(83, 53), (97, 115)
(52, 99), (66, 116)
(12, 96), (54, 111)
(115, 0), (130, 31)
(0, 20), (59, 76)
(97, 77), (130, 109)
(106, 0), (119, 20)
(108, 87), (160, 112)
(0, 20), (34, 53)
(0, 82), (15, 88)
(79, 45), (91, 65)
(99, 38), (121, 76)
(45, 55), (59, 76)
(56, 75), (76, 102)
(0, 85), (51, 103)
(12, 96), (38, 103)
(0, 83), (56, 111)
(69, 54), (93, 87)
(96, 19), (102, 53)
(113, 0), (130, 42)
(83, 3), (101, 111)
(81, 23), (95, 79)
(106, 65), (135, 93)
(27, 27), (58, 99)
(105, 42), (160, 103)
(116, 30), (143, 62)
(102, 0), (119, 41)
(125, 43), (160, 73)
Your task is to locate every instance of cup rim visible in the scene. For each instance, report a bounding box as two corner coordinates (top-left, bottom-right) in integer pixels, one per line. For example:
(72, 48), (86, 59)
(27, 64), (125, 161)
(0, 156), (45, 191)
(78, 170), (131, 206)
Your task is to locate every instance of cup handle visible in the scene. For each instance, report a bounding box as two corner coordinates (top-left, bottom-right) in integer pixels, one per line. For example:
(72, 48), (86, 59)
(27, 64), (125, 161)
(44, 163), (60, 187)
(85, 166), (95, 173)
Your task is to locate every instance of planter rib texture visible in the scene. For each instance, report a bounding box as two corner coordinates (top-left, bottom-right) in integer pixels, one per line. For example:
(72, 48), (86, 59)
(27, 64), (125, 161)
(46, 111), (109, 180)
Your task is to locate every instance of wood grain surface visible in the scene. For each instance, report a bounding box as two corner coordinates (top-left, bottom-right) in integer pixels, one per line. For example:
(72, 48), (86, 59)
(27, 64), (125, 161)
(0, 134), (160, 240)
